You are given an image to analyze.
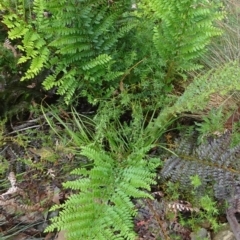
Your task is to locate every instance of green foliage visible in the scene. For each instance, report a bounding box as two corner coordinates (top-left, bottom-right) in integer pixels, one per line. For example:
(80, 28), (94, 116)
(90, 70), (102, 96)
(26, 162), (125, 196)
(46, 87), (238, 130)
(44, 104), (160, 239)
(0, 1), (238, 238)
(43, 0), (136, 103)
(163, 173), (220, 234)
(1, 0), (225, 104)
(1, 0), (49, 78)
(0, 41), (18, 76)
(177, 193), (220, 233)
(0, 6), (49, 118)
(195, 108), (226, 139)
(200, 195), (218, 215)
(143, 0), (224, 82)
(161, 132), (240, 233)
(46, 146), (158, 239)
(0, 36), (38, 118)
(161, 131), (240, 202)
(190, 175), (202, 189)
(148, 61), (240, 139)
(1, 0), (136, 104)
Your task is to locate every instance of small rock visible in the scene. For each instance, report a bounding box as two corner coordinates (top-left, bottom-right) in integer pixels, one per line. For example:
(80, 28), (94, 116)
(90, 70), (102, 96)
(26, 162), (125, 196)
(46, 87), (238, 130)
(190, 228), (210, 240)
(213, 224), (236, 240)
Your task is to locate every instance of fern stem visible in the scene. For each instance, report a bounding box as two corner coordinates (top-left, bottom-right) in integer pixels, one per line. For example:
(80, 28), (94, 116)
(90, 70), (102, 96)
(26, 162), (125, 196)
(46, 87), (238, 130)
(119, 58), (145, 92)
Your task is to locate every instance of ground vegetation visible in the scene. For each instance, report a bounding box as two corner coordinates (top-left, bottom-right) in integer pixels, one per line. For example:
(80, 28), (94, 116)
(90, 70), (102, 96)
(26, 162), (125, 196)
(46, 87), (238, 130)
(0, 0), (240, 239)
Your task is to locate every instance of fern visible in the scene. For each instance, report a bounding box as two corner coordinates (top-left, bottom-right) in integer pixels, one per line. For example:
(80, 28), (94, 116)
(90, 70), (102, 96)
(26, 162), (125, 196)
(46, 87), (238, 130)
(160, 130), (240, 238)
(1, 0), (50, 82)
(1, 0), (226, 104)
(147, 61), (240, 139)
(1, 0), (135, 104)
(44, 1), (135, 103)
(46, 147), (158, 239)
(44, 107), (160, 239)
(143, 0), (224, 81)
(161, 131), (240, 200)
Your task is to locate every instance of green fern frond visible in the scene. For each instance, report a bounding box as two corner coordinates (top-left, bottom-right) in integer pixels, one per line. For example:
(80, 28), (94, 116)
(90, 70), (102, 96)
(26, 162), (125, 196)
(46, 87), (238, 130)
(1, 0), (142, 103)
(82, 54), (112, 71)
(8, 23), (29, 39)
(42, 62), (65, 89)
(105, 71), (124, 81)
(45, 114), (159, 239)
(147, 0), (225, 77)
(17, 56), (31, 64)
(150, 61), (240, 137)
(21, 46), (49, 80)
(1, 0), (51, 81)
(81, 147), (115, 164)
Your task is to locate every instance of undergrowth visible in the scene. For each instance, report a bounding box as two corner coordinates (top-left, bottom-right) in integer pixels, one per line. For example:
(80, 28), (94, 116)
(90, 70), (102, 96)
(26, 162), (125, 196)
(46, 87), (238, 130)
(0, 0), (240, 239)
(44, 105), (162, 240)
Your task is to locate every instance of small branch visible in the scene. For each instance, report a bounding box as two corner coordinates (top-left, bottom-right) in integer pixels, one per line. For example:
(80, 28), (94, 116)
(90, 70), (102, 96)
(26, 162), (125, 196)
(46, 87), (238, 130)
(119, 58), (145, 92)
(226, 208), (240, 240)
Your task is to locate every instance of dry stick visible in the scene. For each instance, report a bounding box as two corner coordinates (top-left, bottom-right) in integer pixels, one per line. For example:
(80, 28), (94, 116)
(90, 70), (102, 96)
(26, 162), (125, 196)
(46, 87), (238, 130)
(226, 208), (240, 240)
(7, 125), (42, 135)
(3, 39), (18, 58)
(11, 112), (52, 130)
(146, 199), (171, 240)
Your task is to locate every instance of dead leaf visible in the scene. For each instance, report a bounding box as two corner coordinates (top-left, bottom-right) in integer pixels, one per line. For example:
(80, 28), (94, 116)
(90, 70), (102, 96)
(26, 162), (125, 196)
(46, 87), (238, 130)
(29, 147), (55, 159)
(27, 83), (36, 88)
(44, 232), (55, 240)
(55, 230), (67, 240)
(52, 186), (61, 205)
(10, 233), (31, 240)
